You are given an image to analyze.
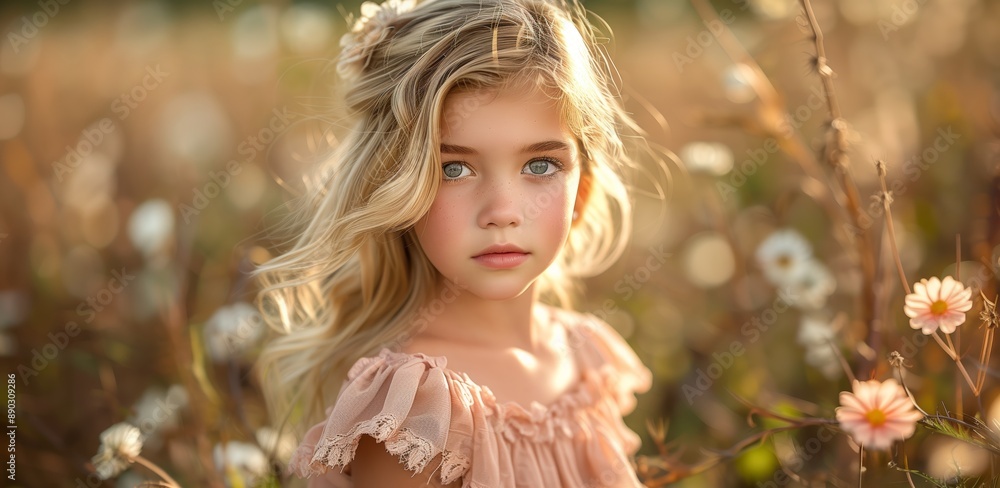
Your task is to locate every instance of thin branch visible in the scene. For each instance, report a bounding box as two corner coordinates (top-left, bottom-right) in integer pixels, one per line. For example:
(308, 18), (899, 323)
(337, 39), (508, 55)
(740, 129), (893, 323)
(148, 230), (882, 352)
(945, 333), (958, 360)
(976, 291), (999, 395)
(799, 0), (879, 377)
(931, 331), (978, 394)
(133, 455), (182, 488)
(688, 0), (845, 224)
(978, 327), (995, 393)
(875, 160), (910, 294)
(893, 359), (930, 418)
(901, 449), (916, 488)
(956, 234), (963, 413)
(857, 444), (864, 488)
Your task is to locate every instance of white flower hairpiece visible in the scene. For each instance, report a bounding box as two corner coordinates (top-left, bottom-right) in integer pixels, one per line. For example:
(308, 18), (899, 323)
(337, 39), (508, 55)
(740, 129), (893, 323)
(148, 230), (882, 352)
(337, 0), (417, 80)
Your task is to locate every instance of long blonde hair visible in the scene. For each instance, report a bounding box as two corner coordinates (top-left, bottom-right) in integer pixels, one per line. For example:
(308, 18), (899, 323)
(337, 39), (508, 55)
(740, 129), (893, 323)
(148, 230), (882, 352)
(253, 0), (646, 437)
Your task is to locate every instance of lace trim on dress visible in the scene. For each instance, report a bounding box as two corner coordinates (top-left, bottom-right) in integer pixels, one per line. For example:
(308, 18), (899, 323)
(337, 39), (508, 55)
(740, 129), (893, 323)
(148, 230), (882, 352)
(384, 428), (434, 472)
(305, 413), (399, 474)
(440, 449), (472, 484)
(296, 412), (472, 483)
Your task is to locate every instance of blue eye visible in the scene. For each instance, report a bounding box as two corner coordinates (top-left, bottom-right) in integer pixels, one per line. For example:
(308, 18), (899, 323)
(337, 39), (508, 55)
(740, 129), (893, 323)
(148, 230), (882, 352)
(442, 162), (471, 180)
(523, 158), (562, 177)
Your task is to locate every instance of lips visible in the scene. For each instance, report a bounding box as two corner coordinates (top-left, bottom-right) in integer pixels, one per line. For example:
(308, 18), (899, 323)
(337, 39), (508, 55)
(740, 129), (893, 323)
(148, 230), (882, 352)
(473, 243), (528, 257)
(472, 244), (530, 271)
(472, 248), (530, 269)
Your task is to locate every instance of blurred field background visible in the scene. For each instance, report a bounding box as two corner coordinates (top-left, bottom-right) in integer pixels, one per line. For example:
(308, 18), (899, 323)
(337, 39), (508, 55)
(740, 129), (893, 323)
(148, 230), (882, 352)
(1, 0), (1000, 486)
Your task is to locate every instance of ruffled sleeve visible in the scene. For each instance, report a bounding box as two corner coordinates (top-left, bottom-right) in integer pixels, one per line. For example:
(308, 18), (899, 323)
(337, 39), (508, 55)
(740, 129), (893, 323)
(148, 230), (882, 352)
(573, 312), (653, 416)
(287, 349), (473, 485)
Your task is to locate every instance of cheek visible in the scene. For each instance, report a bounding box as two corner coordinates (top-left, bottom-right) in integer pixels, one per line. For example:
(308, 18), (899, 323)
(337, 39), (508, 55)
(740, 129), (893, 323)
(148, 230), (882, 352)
(534, 188), (574, 238)
(415, 199), (459, 255)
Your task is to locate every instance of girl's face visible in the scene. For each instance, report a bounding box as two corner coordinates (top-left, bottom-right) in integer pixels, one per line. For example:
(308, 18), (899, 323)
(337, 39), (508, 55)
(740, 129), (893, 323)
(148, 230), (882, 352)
(414, 86), (583, 301)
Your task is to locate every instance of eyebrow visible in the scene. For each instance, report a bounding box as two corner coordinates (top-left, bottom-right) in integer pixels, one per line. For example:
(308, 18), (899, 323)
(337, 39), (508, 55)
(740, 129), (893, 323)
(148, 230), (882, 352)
(439, 140), (571, 155)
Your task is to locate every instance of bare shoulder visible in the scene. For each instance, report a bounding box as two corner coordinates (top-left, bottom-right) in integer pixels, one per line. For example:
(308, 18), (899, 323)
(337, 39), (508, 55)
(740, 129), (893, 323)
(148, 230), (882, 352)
(351, 435), (461, 488)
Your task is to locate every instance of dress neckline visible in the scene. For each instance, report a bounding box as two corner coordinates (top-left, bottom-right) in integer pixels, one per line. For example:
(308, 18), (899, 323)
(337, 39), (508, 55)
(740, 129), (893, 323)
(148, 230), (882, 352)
(380, 305), (602, 423)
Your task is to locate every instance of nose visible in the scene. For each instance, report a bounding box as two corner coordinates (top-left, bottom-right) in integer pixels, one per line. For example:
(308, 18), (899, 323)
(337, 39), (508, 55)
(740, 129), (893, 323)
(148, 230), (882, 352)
(478, 177), (522, 228)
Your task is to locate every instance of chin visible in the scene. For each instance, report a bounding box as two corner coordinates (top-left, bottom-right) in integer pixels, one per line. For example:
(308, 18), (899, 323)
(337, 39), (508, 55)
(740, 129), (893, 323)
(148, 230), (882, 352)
(460, 276), (537, 302)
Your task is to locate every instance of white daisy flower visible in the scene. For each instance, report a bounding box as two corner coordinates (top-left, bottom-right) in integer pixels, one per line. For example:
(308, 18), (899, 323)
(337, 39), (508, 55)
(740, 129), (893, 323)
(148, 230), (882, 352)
(804, 344), (842, 379)
(128, 384), (189, 445)
(796, 314), (835, 346)
(203, 302), (265, 362)
(679, 142), (734, 176)
(755, 229), (813, 286)
(92, 423), (143, 480)
(798, 314), (841, 379)
(780, 260), (837, 310)
(214, 441), (270, 487)
(127, 199), (175, 258)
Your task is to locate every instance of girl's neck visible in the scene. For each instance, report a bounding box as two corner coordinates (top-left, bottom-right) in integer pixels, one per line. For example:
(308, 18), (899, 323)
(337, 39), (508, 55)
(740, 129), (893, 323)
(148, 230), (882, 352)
(415, 280), (549, 353)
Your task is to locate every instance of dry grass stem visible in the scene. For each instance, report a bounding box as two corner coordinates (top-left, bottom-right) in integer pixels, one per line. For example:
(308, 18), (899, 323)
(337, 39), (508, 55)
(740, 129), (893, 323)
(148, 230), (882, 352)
(133, 455), (182, 488)
(875, 160), (911, 295)
(799, 0), (879, 376)
(930, 331), (978, 395)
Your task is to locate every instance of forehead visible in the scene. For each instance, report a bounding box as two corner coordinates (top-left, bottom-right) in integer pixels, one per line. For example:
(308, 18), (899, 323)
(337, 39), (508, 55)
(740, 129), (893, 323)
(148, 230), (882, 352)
(439, 86), (571, 144)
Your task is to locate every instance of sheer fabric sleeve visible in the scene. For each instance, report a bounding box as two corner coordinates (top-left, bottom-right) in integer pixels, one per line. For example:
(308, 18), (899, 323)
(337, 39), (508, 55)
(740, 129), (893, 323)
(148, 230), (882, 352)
(576, 313), (654, 415)
(287, 349), (472, 485)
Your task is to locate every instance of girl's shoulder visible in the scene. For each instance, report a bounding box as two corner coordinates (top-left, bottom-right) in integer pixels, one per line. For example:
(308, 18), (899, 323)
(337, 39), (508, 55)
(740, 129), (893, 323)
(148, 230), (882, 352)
(552, 306), (654, 413)
(287, 305), (652, 485)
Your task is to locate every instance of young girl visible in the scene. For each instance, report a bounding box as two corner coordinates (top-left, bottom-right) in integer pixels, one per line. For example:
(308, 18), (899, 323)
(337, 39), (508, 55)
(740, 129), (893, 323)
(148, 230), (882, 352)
(254, 0), (655, 486)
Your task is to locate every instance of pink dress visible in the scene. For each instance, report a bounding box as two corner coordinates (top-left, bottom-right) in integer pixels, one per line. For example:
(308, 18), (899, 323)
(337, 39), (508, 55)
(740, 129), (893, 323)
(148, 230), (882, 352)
(288, 306), (653, 487)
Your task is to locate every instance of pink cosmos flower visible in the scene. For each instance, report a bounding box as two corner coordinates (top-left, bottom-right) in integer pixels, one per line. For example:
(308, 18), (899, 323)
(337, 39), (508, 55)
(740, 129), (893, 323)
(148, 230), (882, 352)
(836, 379), (923, 451)
(903, 276), (973, 335)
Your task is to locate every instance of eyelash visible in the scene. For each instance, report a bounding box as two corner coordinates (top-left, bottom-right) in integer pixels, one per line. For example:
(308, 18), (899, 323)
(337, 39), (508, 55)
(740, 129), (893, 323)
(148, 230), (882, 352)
(440, 157), (564, 182)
